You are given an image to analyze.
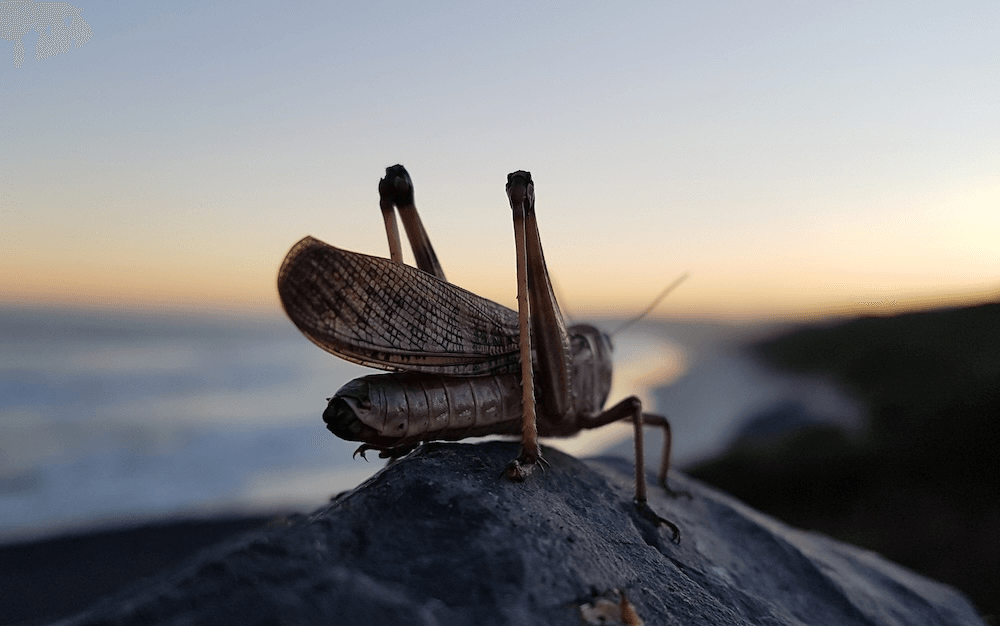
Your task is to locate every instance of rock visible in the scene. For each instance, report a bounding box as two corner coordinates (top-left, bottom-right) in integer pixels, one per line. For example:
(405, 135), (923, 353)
(60, 441), (983, 625)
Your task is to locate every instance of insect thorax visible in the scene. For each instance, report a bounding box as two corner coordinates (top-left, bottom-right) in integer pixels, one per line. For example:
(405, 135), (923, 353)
(567, 323), (613, 415)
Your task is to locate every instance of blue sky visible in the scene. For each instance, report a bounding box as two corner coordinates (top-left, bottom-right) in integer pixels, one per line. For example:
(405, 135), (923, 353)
(2, 1), (998, 320)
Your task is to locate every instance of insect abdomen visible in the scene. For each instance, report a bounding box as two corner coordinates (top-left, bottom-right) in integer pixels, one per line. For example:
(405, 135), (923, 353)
(325, 372), (522, 448)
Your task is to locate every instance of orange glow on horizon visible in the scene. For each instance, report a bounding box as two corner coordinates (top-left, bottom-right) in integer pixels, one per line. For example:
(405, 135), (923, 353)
(3, 267), (996, 324)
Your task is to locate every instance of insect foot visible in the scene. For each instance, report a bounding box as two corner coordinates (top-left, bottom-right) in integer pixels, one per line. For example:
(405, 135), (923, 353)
(352, 443), (416, 463)
(501, 451), (550, 481)
(352, 444), (376, 461)
(635, 499), (681, 544)
(503, 458), (535, 481)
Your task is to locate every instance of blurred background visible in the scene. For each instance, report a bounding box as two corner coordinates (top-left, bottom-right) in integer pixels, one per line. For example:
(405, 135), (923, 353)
(1, 1), (998, 622)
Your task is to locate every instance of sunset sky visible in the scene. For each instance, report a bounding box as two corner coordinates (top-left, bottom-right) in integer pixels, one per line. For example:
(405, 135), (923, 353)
(2, 1), (997, 321)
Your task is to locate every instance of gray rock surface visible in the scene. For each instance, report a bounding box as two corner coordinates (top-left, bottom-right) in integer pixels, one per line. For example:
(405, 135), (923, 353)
(61, 441), (983, 625)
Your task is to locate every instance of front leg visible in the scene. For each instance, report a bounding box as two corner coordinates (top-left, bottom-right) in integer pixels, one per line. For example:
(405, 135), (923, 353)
(631, 413), (691, 499)
(582, 397), (681, 542)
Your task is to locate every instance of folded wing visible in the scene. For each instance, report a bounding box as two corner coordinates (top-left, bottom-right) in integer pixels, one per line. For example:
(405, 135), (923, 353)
(278, 236), (521, 375)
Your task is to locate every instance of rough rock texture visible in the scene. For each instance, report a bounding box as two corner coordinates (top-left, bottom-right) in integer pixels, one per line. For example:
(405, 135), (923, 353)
(61, 442), (983, 625)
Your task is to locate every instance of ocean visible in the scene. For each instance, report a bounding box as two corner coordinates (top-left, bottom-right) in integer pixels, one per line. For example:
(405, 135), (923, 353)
(0, 305), (692, 542)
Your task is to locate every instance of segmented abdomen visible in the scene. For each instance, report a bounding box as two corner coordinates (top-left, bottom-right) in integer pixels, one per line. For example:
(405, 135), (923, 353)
(325, 372), (523, 449)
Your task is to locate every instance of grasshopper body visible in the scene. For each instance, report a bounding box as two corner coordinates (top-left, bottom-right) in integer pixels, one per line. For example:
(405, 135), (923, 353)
(278, 166), (681, 538)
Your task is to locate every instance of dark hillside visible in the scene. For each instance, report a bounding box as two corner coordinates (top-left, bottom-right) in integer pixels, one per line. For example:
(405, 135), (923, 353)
(689, 301), (1000, 619)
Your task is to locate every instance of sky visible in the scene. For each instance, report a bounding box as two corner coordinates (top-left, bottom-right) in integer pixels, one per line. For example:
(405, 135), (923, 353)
(1, 0), (998, 322)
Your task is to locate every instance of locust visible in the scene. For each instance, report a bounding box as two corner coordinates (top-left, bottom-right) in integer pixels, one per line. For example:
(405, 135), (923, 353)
(277, 165), (682, 539)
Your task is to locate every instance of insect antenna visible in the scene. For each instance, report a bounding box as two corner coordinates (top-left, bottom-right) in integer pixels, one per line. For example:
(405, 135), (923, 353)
(610, 273), (690, 338)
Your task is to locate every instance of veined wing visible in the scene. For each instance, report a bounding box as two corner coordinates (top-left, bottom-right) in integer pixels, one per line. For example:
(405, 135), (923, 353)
(278, 236), (521, 375)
